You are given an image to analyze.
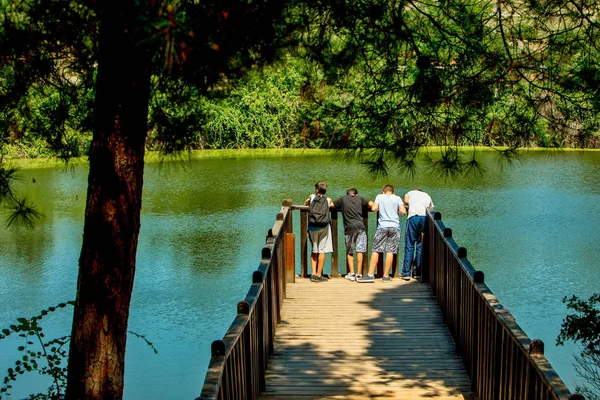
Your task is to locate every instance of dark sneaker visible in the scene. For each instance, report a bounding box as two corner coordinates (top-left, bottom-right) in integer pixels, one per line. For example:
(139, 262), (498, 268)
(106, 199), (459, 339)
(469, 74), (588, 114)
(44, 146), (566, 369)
(319, 275), (329, 282)
(357, 274), (375, 283)
(402, 275), (411, 281)
(382, 275), (392, 282)
(310, 275), (321, 282)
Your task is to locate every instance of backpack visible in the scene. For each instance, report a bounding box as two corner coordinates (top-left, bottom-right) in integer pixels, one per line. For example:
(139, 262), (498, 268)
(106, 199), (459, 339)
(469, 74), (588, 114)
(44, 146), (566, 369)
(308, 195), (330, 227)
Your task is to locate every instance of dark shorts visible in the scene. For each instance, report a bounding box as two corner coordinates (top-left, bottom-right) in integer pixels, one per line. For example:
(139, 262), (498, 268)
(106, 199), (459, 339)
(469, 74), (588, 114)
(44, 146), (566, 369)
(372, 227), (400, 253)
(344, 229), (367, 255)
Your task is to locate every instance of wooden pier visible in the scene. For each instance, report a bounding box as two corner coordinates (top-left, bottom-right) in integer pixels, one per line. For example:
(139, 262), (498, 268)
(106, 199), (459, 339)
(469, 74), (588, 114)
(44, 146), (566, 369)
(261, 278), (471, 399)
(198, 201), (579, 400)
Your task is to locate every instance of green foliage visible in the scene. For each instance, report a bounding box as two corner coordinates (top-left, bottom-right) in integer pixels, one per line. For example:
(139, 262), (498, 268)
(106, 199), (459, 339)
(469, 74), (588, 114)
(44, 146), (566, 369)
(557, 293), (600, 399)
(3, 0), (600, 163)
(0, 301), (158, 400)
(284, 0), (600, 176)
(0, 164), (44, 228)
(558, 293), (600, 354)
(0, 0), (97, 161)
(148, 59), (309, 150)
(0, 302), (74, 400)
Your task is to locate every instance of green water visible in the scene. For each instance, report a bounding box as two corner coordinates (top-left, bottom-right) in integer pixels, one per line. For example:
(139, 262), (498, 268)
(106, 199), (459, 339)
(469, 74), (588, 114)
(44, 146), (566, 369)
(0, 150), (598, 398)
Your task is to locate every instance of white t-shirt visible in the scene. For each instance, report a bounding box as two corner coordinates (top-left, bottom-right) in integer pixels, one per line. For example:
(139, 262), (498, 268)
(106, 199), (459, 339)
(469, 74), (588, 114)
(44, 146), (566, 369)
(405, 190), (433, 220)
(309, 194), (332, 205)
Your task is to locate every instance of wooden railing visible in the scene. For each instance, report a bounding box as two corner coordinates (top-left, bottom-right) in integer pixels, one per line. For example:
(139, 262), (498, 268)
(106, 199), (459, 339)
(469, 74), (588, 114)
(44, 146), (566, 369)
(424, 210), (579, 400)
(198, 202), (581, 400)
(196, 200), (295, 400)
(296, 204), (399, 278)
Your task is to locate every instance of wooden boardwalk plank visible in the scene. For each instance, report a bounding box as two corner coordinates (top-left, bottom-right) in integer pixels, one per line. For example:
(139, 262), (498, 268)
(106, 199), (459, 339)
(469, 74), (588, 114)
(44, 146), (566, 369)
(260, 277), (473, 400)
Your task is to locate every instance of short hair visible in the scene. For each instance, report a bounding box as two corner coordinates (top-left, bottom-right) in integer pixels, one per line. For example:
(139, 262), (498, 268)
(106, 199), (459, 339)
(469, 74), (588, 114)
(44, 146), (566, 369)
(382, 184), (394, 194)
(346, 188), (358, 196)
(315, 181), (327, 195)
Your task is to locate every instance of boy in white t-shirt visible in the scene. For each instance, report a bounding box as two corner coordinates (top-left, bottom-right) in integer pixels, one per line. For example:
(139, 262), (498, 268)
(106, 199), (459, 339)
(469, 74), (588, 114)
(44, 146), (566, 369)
(402, 189), (434, 280)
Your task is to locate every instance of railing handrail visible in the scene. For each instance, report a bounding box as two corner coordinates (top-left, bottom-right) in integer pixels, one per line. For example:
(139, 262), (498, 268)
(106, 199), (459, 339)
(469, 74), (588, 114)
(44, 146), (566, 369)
(423, 209), (577, 400)
(197, 200), (294, 400)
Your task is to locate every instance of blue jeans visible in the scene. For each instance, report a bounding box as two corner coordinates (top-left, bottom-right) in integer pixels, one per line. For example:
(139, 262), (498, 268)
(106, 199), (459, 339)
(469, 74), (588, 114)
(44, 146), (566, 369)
(402, 216), (425, 277)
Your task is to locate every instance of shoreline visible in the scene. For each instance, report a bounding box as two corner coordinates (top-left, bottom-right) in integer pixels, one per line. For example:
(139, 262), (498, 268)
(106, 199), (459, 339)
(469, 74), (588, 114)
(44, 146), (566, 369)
(3, 146), (600, 169)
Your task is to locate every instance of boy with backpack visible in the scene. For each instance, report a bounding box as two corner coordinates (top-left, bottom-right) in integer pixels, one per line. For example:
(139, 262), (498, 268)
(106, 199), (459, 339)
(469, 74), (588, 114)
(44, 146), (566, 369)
(333, 188), (374, 281)
(304, 181), (335, 282)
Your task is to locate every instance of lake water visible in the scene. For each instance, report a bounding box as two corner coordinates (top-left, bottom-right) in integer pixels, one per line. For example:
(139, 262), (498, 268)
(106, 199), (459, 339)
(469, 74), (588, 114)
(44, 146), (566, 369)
(0, 150), (598, 399)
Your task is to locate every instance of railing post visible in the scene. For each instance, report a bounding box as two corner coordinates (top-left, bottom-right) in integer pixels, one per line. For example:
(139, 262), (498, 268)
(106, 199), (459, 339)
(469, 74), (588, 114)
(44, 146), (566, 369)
(527, 339), (544, 399)
(423, 212), (432, 283)
(374, 211), (382, 277)
(283, 200), (295, 284)
(362, 206), (370, 275)
(300, 209), (308, 278)
(283, 199), (293, 233)
(331, 209), (339, 277)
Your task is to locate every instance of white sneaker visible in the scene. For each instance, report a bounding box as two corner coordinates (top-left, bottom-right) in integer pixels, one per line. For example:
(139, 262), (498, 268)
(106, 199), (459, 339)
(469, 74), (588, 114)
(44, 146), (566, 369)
(345, 273), (356, 282)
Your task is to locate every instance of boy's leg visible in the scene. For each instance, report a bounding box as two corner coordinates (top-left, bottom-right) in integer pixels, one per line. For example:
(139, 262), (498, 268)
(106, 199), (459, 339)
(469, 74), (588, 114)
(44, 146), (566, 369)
(402, 218), (419, 277)
(367, 252), (379, 276)
(413, 217), (425, 276)
(310, 226), (332, 278)
(316, 253), (325, 276)
(382, 228), (400, 277)
(310, 252), (318, 276)
(354, 230), (367, 276)
(317, 225), (333, 277)
(356, 252), (364, 275)
(346, 253), (355, 274)
(367, 228), (385, 276)
(345, 233), (354, 275)
(383, 251), (395, 276)
(308, 229), (319, 276)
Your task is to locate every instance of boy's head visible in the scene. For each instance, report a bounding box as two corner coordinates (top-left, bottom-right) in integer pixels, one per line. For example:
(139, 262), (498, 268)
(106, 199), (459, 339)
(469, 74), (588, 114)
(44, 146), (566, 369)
(315, 181), (327, 195)
(382, 184), (394, 194)
(346, 188), (358, 196)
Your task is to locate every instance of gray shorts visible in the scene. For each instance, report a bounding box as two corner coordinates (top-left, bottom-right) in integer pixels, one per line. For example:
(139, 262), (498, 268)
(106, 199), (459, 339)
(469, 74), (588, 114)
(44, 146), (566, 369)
(308, 225), (333, 253)
(345, 230), (367, 255)
(372, 227), (400, 254)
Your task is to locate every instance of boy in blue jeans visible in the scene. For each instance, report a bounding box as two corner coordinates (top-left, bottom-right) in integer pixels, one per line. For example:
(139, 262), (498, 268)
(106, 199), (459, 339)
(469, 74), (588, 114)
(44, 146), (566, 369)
(402, 189), (434, 280)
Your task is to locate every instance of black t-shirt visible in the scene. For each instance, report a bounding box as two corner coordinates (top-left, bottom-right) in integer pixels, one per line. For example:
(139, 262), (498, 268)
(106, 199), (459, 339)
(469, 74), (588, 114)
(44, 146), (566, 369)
(333, 194), (370, 235)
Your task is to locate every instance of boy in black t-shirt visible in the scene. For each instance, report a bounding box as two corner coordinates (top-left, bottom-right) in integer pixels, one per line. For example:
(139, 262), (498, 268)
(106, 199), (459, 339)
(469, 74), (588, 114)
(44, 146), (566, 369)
(333, 188), (374, 281)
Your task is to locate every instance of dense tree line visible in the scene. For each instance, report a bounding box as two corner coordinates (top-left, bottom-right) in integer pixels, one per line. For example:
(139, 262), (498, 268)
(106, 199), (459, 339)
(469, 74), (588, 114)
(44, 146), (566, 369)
(1, 0), (599, 161)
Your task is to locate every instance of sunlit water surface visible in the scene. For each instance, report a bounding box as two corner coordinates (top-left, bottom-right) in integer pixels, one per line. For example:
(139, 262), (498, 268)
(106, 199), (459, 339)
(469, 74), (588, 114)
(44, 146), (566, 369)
(0, 151), (598, 399)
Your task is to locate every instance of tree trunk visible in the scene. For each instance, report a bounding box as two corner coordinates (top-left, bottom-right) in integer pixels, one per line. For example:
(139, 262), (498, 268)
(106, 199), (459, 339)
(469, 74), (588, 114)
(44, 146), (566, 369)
(66, 2), (151, 399)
